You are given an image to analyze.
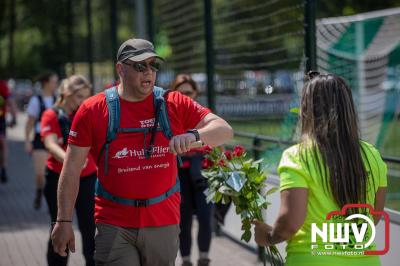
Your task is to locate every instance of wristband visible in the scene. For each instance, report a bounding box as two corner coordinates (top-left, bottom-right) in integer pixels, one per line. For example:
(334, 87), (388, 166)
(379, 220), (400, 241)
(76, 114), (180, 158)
(187, 129), (200, 142)
(51, 220), (72, 225)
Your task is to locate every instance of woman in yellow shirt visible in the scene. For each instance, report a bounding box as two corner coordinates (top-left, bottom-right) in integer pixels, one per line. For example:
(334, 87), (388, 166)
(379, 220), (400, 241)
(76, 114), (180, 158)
(253, 71), (387, 266)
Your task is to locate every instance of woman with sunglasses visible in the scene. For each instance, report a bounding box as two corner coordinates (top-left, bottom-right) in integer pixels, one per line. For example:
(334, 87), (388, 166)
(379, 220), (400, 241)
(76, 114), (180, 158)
(253, 72), (387, 266)
(41, 75), (97, 266)
(171, 74), (212, 266)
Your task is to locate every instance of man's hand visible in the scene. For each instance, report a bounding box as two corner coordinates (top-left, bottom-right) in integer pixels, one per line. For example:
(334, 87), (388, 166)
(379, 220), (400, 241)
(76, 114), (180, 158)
(51, 222), (76, 256)
(169, 133), (196, 154)
(252, 220), (273, 247)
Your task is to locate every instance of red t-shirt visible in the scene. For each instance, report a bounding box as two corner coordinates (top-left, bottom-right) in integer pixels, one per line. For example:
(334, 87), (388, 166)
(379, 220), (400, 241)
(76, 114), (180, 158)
(0, 80), (11, 118)
(181, 147), (208, 168)
(68, 90), (210, 228)
(40, 108), (97, 176)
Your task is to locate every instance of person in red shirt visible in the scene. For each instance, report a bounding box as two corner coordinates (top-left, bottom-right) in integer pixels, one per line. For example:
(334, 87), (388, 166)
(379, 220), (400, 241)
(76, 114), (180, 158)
(171, 74), (213, 266)
(0, 79), (17, 183)
(51, 38), (233, 266)
(41, 75), (96, 266)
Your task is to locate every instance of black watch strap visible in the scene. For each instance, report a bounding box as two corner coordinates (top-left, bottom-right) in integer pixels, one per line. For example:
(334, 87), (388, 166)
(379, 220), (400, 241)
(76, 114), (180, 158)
(187, 129), (200, 142)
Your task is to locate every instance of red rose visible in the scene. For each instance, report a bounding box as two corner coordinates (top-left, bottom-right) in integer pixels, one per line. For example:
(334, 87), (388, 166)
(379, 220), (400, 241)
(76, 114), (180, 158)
(224, 150), (232, 160)
(218, 159), (226, 167)
(202, 158), (214, 169)
(233, 145), (245, 157)
(203, 145), (213, 153)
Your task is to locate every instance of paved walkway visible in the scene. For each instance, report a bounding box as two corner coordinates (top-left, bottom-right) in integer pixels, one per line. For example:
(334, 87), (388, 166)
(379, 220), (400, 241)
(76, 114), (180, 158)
(0, 113), (265, 266)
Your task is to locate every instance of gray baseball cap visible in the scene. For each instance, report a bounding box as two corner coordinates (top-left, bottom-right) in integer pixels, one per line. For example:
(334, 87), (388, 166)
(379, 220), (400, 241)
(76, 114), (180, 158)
(116, 38), (164, 62)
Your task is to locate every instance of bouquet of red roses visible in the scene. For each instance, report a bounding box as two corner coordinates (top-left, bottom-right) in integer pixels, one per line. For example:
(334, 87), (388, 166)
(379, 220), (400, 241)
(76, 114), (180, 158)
(202, 145), (283, 266)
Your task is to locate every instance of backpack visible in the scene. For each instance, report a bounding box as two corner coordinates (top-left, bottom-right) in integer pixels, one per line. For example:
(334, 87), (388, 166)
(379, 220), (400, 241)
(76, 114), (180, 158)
(98, 86), (177, 174)
(95, 86), (181, 207)
(51, 107), (71, 145)
(37, 94), (56, 123)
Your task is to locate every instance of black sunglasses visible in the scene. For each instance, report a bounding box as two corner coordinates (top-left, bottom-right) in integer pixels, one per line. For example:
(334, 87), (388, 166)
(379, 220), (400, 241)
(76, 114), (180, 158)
(122, 60), (161, 72)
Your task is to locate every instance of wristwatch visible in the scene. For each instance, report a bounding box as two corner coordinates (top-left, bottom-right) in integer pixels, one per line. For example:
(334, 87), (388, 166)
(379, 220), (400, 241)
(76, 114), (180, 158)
(187, 129), (200, 142)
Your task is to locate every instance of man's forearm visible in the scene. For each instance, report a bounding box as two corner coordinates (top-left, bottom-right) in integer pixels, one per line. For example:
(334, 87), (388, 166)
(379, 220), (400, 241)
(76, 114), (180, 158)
(57, 166), (80, 220)
(198, 119), (233, 147)
(56, 147), (87, 221)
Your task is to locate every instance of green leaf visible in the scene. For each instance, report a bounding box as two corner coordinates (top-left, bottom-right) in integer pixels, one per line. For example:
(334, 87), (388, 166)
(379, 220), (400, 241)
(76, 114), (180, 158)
(222, 195), (231, 204)
(254, 173), (266, 184)
(245, 191), (253, 199)
(290, 107), (299, 113)
(206, 191), (215, 203)
(242, 218), (251, 230)
(218, 185), (232, 193)
(266, 187), (279, 196)
(241, 230), (252, 242)
(214, 192), (223, 203)
(232, 197), (240, 206)
(262, 202), (271, 209)
(256, 193), (267, 207)
(252, 158), (264, 166)
(235, 205), (242, 214)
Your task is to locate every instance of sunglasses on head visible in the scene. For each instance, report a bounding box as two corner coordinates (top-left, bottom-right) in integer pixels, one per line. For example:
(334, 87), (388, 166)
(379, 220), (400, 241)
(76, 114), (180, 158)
(122, 60), (161, 72)
(306, 70), (320, 81)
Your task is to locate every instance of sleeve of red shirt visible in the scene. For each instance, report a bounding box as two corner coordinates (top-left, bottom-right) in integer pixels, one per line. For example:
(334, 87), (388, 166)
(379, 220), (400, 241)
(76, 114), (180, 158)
(168, 91), (211, 130)
(68, 101), (93, 147)
(40, 109), (61, 139)
(0, 81), (11, 99)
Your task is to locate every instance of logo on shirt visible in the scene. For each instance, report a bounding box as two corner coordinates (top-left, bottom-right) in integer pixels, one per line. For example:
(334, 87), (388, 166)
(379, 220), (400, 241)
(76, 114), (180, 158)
(113, 146), (170, 159)
(140, 118), (155, 128)
(42, 126), (51, 133)
(69, 130), (77, 137)
(113, 147), (129, 159)
(310, 204), (389, 256)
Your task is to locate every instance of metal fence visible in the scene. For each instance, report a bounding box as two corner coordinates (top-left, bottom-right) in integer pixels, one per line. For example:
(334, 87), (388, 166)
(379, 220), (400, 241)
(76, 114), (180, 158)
(152, 0), (308, 113)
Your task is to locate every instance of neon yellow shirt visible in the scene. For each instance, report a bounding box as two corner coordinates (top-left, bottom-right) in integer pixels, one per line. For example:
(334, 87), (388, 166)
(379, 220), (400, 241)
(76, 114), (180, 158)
(278, 141), (387, 266)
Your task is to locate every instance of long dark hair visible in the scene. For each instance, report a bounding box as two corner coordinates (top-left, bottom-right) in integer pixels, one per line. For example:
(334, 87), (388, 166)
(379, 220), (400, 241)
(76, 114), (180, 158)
(300, 71), (368, 211)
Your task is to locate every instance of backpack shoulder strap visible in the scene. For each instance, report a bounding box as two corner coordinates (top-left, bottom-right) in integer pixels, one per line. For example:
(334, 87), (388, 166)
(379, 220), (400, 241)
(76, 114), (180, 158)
(99, 86), (120, 175)
(105, 86), (120, 142)
(37, 95), (46, 122)
(152, 87), (183, 166)
(153, 86), (173, 139)
(51, 107), (71, 145)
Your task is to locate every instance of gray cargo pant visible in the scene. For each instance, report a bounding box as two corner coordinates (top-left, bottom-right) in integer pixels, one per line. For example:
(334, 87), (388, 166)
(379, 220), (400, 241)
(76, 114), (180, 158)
(94, 223), (180, 266)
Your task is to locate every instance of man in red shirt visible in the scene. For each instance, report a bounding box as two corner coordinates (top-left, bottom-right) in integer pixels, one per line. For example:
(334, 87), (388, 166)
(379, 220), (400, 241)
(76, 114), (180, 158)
(51, 38), (233, 265)
(0, 79), (17, 183)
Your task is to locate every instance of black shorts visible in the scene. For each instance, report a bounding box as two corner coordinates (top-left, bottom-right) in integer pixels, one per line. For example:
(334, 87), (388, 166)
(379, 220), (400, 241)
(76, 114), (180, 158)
(32, 133), (46, 150)
(0, 118), (5, 136)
